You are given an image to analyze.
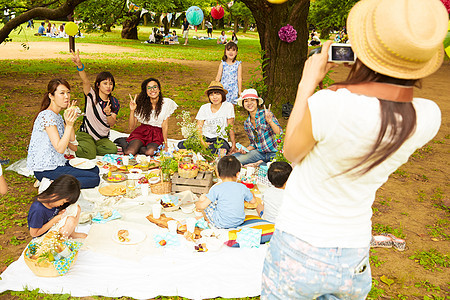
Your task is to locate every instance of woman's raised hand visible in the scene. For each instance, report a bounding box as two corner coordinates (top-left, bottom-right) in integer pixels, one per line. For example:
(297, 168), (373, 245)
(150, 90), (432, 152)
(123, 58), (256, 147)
(70, 49), (82, 67)
(300, 40), (336, 90)
(129, 94), (137, 111)
(264, 104), (273, 121)
(103, 100), (112, 116)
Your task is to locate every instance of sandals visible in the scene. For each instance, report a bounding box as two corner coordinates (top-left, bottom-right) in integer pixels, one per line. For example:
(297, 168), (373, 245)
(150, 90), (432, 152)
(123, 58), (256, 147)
(370, 233), (406, 251)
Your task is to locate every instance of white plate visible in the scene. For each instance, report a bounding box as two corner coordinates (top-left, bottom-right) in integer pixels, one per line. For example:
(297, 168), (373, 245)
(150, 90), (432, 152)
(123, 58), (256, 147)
(112, 228), (146, 245)
(69, 158), (96, 170)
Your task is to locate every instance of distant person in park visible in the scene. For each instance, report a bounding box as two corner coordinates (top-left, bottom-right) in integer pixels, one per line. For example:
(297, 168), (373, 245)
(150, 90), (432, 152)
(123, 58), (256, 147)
(182, 17), (190, 45)
(205, 20), (213, 38)
(309, 31), (321, 46)
(37, 22), (45, 35)
(27, 79), (100, 189)
(71, 50), (120, 159)
(178, 81), (236, 155)
(217, 30), (227, 44)
(46, 22), (51, 34)
(233, 89), (282, 166)
(215, 41), (242, 105)
(115, 78), (178, 156)
(261, 0), (447, 298)
(171, 30), (179, 43)
(0, 165), (8, 195)
(231, 32), (238, 44)
(27, 19), (34, 29)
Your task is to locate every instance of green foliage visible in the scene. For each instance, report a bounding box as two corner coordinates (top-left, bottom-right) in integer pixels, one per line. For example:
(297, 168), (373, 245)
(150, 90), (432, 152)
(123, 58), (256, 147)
(367, 279), (385, 299)
(271, 131), (289, 163)
(409, 249), (450, 272)
(372, 223), (405, 239)
(307, 0), (359, 35)
(247, 50), (268, 98)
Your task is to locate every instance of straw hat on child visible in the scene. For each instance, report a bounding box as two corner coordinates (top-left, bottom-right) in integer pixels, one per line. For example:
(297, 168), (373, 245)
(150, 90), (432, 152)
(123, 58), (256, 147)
(205, 81), (228, 95)
(236, 89), (264, 106)
(347, 0), (448, 79)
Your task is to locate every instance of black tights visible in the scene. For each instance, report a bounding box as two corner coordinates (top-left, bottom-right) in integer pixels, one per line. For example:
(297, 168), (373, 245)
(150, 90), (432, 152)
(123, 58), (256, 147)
(122, 139), (159, 156)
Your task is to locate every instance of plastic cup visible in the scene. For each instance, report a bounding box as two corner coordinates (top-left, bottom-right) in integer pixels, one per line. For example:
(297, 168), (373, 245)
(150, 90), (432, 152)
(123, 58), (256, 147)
(141, 184), (149, 197)
(122, 155), (129, 165)
(168, 220), (177, 233)
(186, 217), (196, 233)
(126, 179), (136, 198)
(152, 204), (162, 219)
(247, 166), (255, 176)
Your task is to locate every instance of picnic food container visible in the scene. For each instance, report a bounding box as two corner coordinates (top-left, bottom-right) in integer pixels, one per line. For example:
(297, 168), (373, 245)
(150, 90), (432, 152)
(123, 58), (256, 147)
(178, 156), (199, 179)
(23, 232), (82, 277)
(150, 170), (172, 194)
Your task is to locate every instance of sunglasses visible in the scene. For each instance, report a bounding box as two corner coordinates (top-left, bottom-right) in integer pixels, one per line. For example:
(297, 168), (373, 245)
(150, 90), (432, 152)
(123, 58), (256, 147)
(147, 85), (159, 91)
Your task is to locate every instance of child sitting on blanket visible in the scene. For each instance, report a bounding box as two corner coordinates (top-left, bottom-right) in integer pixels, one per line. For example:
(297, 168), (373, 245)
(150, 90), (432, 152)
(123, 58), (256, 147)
(196, 156), (257, 229)
(28, 175), (87, 239)
(256, 162), (292, 223)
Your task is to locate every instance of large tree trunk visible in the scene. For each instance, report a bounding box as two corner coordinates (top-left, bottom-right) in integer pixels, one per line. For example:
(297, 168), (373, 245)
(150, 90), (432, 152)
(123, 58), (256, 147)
(241, 0), (310, 106)
(121, 11), (140, 39)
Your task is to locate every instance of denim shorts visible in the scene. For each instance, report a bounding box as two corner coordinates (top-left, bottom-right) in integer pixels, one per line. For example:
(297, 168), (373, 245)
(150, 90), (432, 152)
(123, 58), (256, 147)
(261, 229), (371, 300)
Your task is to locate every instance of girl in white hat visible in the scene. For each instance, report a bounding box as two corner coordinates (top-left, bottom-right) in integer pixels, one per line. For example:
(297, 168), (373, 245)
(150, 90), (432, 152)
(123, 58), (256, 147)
(261, 0), (448, 298)
(234, 89), (282, 166)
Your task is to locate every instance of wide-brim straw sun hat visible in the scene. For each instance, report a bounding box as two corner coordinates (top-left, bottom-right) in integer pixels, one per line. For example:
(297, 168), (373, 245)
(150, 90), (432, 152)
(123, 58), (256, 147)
(205, 81), (228, 95)
(347, 0), (449, 79)
(237, 89), (264, 107)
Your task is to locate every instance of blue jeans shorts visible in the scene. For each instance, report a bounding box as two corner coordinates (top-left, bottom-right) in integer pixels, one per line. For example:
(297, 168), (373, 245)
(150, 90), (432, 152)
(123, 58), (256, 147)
(261, 229), (371, 300)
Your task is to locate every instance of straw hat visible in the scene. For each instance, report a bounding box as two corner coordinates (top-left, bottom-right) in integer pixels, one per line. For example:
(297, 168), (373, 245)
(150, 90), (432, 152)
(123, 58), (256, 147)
(236, 89), (264, 106)
(347, 0), (448, 79)
(205, 81), (228, 95)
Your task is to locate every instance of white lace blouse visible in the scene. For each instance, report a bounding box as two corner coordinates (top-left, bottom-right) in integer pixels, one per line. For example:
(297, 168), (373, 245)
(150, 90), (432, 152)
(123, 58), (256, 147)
(27, 110), (67, 172)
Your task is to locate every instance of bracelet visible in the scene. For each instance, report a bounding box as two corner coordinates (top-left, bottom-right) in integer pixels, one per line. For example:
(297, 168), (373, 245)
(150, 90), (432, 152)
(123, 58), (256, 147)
(69, 139), (79, 146)
(76, 63), (85, 72)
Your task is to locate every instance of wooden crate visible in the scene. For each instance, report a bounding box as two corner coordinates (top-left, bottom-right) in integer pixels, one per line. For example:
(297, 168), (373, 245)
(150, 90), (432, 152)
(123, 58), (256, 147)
(171, 171), (213, 194)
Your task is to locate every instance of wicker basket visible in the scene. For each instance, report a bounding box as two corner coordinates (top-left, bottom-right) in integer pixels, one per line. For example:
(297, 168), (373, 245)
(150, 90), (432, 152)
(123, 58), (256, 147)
(178, 167), (199, 179)
(23, 239), (81, 277)
(151, 181), (172, 194)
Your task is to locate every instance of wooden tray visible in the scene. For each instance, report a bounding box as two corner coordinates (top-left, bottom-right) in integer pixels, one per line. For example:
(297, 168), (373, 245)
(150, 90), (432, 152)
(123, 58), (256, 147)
(146, 213), (202, 239)
(99, 184), (126, 196)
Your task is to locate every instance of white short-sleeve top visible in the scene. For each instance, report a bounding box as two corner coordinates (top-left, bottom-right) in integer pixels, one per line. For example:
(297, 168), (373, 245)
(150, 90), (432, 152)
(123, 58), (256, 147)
(135, 98), (178, 127)
(196, 102), (235, 140)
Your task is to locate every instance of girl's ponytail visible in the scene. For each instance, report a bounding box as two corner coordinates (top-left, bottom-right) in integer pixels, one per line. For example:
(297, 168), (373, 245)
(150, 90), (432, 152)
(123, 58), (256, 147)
(33, 78), (71, 122)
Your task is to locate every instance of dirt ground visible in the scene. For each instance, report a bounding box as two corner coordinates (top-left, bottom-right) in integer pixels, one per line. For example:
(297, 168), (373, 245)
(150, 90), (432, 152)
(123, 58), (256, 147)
(0, 42), (448, 299)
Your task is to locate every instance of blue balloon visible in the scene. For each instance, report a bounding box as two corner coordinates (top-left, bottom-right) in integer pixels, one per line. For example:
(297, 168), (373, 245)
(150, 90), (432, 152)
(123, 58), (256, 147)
(186, 6), (204, 26)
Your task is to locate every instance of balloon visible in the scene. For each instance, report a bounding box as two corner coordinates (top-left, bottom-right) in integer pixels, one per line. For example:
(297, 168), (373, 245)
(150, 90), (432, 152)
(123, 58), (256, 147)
(65, 22), (79, 36)
(266, 0), (288, 4)
(186, 6), (204, 26)
(211, 5), (224, 20)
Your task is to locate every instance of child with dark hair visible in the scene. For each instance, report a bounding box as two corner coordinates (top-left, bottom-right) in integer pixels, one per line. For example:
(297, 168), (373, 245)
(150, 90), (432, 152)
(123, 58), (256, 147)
(195, 156), (256, 228)
(256, 162), (292, 223)
(27, 175), (87, 239)
(215, 41), (242, 104)
(71, 50), (120, 159)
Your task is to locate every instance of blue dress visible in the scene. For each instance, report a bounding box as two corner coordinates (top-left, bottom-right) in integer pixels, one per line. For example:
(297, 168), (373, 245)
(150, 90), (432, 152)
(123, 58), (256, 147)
(220, 60), (241, 105)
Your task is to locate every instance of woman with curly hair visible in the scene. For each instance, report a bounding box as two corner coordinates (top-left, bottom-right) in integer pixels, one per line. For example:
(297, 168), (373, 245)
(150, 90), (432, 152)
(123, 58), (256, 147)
(117, 78), (177, 156)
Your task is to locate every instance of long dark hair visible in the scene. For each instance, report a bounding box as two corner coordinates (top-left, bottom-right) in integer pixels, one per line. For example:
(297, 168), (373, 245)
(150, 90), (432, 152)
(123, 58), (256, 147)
(135, 78), (163, 121)
(222, 42), (238, 62)
(335, 59), (418, 175)
(94, 71), (115, 104)
(35, 175), (81, 209)
(33, 78), (71, 123)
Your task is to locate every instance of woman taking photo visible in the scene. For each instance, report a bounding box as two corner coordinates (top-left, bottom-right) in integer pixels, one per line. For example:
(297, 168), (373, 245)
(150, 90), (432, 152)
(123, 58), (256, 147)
(27, 79), (100, 189)
(233, 89), (281, 166)
(261, 0), (447, 298)
(116, 78), (177, 156)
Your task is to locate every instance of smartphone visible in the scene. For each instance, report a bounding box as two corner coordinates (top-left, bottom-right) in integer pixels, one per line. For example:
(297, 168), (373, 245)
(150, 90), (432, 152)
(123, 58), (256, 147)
(328, 43), (356, 63)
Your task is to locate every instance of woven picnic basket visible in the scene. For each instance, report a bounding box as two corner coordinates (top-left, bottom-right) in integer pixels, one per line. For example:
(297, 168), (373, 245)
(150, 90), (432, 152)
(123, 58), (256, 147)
(23, 239), (82, 277)
(150, 169), (171, 194)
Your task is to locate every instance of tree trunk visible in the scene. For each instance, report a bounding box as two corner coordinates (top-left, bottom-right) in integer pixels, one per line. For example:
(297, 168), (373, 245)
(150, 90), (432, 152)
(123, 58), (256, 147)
(243, 19), (249, 33)
(234, 16), (239, 33)
(240, 0), (310, 106)
(162, 17), (169, 35)
(121, 11), (140, 39)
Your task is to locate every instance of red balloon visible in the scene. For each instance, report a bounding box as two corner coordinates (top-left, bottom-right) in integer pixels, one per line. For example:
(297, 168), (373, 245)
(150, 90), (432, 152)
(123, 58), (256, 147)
(211, 5), (224, 20)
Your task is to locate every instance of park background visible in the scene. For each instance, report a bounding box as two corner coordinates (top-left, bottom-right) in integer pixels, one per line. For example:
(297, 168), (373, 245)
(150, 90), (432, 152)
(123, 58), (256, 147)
(0, 0), (449, 299)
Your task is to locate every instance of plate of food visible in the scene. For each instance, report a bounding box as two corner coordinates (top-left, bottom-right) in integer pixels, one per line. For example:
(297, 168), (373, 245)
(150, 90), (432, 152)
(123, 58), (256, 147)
(99, 184), (126, 196)
(69, 157), (96, 170)
(112, 229), (146, 245)
(102, 172), (127, 183)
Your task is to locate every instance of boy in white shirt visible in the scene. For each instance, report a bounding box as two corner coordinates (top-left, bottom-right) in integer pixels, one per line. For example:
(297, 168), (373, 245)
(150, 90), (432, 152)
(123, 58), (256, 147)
(256, 162), (292, 223)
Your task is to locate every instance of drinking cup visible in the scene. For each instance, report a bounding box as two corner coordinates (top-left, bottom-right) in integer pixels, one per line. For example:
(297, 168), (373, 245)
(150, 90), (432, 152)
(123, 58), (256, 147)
(152, 203), (162, 219)
(186, 217), (196, 233)
(126, 179), (136, 198)
(122, 155), (129, 166)
(141, 184), (149, 197)
(167, 220), (177, 233)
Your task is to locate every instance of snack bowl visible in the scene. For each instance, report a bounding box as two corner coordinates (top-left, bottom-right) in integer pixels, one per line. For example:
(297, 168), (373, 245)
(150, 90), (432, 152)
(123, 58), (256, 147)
(180, 203), (195, 214)
(148, 177), (161, 184)
(241, 181), (255, 189)
(194, 209), (203, 217)
(128, 168), (143, 179)
(160, 194), (180, 211)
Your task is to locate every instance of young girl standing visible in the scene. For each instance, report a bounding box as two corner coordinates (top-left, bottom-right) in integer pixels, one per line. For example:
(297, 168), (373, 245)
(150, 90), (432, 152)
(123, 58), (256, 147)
(215, 42), (242, 105)
(28, 175), (86, 239)
(71, 50), (120, 159)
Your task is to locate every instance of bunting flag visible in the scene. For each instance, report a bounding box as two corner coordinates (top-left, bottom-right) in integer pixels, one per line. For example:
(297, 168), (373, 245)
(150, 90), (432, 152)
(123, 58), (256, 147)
(175, 12), (183, 20)
(167, 13), (173, 22)
(140, 9), (149, 18)
(127, 0), (140, 11)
